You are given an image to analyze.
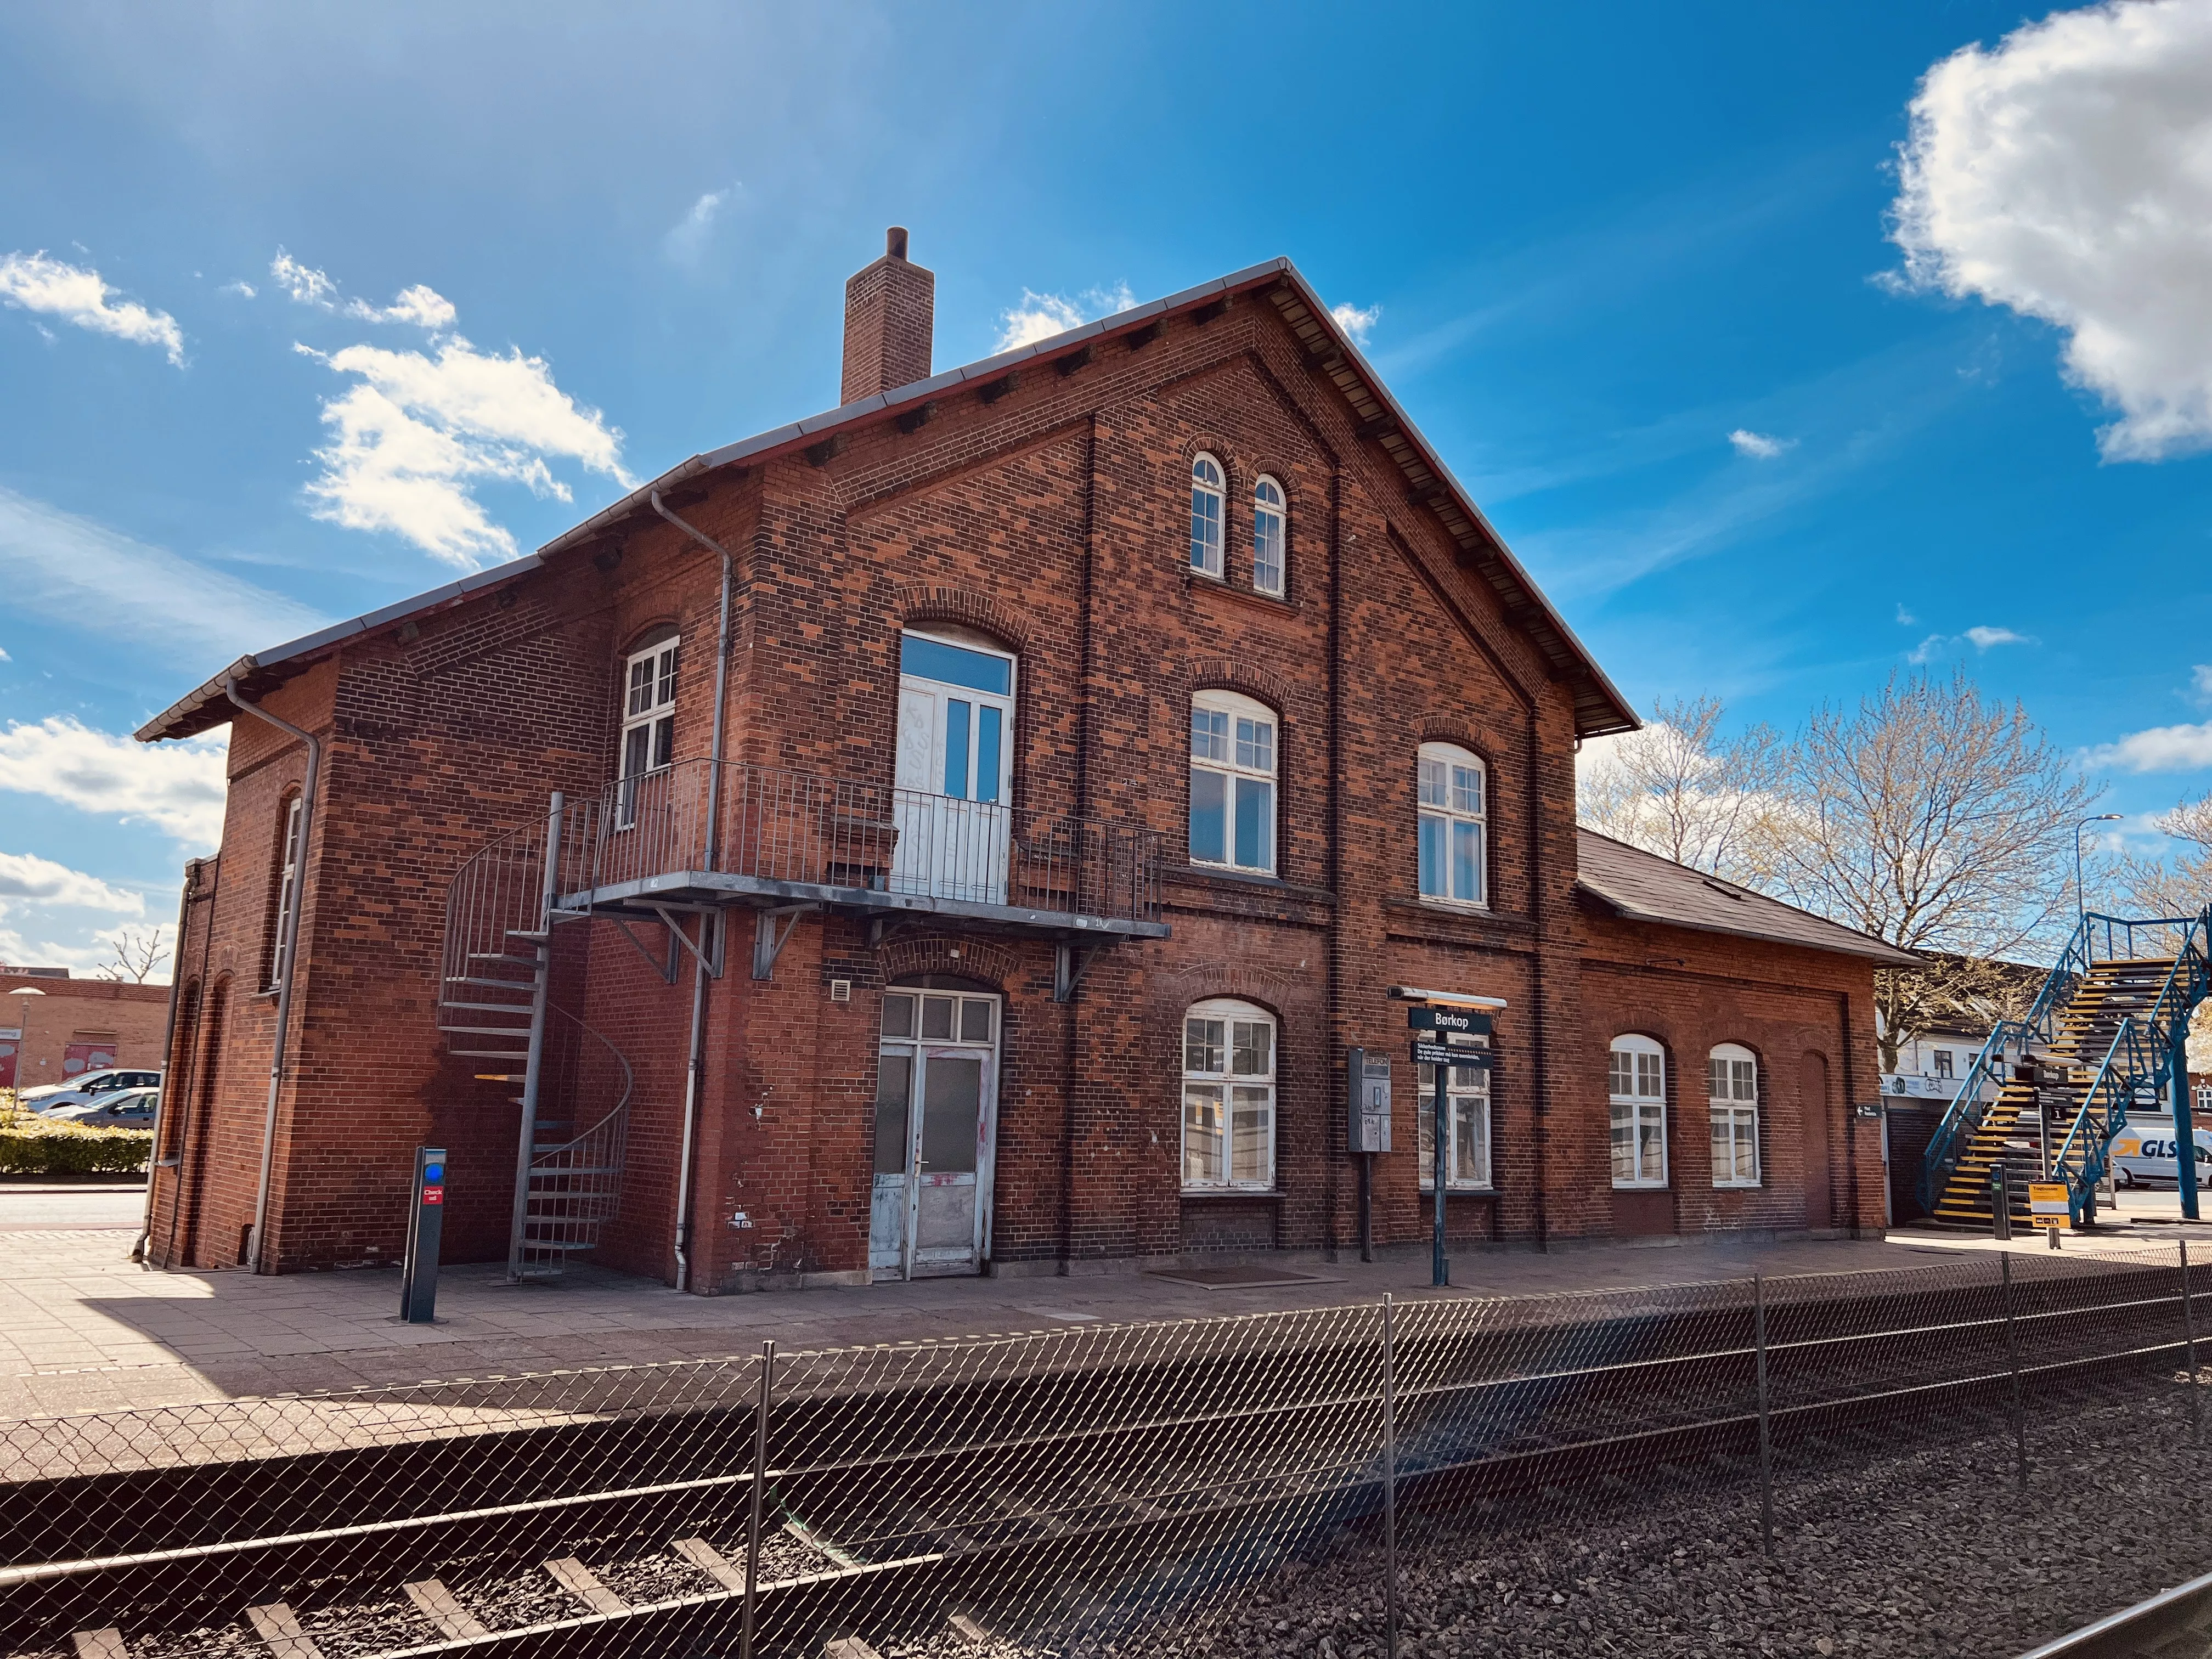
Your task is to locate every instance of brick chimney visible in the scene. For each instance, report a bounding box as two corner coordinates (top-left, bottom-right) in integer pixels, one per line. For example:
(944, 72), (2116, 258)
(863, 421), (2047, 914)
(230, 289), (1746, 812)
(840, 227), (934, 405)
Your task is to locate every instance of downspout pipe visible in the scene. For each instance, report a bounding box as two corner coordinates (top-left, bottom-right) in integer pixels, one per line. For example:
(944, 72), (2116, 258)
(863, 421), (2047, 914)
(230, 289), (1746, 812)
(652, 490), (735, 1293)
(132, 858), (201, 1265)
(223, 674), (321, 1275)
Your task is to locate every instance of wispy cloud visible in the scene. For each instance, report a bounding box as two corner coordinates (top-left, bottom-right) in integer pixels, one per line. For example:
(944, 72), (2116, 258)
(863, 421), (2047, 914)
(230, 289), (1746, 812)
(0, 850), (144, 915)
(2192, 664), (2212, 704)
(0, 485), (327, 665)
(0, 251), (183, 364)
(0, 717), (229, 847)
(1728, 428), (1793, 459)
(1963, 624), (2033, 650)
(298, 332), (632, 568)
(270, 249), (456, 329)
(1908, 624), (2037, 663)
(2089, 721), (2212, 775)
(1331, 302), (1381, 344)
(994, 282), (1136, 352)
(1895, 602), (1917, 626)
(664, 187), (735, 265)
(219, 279), (256, 299)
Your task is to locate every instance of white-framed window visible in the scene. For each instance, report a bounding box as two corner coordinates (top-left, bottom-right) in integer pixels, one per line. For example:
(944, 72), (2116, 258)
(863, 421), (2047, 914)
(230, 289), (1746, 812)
(1708, 1042), (1760, 1187)
(1417, 743), (1487, 907)
(1932, 1048), (1954, 1079)
(1609, 1034), (1667, 1188)
(1417, 1056), (1492, 1191)
(2197, 1083), (2212, 1116)
(621, 636), (679, 783)
(1251, 475), (1286, 596)
(1189, 690), (1276, 874)
(267, 793), (303, 992)
(1182, 997), (1276, 1190)
(1189, 453), (1224, 578)
(618, 635), (679, 824)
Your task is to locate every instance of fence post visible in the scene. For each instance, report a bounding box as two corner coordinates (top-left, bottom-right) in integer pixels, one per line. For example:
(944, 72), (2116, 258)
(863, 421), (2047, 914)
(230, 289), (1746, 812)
(2001, 1252), (2027, 1489)
(739, 1338), (776, 1659)
(2185, 1240), (2202, 1447)
(1381, 1294), (1399, 1659)
(1754, 1274), (1774, 1558)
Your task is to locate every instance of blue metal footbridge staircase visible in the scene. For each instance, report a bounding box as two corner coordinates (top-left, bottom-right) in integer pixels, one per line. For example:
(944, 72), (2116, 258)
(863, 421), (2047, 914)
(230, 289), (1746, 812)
(1920, 910), (2212, 1231)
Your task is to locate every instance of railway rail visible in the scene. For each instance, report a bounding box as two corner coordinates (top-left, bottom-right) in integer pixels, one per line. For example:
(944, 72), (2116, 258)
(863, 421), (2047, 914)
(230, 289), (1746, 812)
(2021, 1564), (2212, 1659)
(5, 1256), (2205, 1659)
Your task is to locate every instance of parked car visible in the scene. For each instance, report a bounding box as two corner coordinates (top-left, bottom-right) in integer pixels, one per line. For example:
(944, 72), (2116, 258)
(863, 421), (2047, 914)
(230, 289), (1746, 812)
(46, 1087), (160, 1129)
(20, 1069), (162, 1114)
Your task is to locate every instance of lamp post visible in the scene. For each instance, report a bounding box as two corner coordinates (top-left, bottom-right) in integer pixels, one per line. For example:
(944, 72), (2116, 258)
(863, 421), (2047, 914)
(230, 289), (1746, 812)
(2076, 814), (2123, 926)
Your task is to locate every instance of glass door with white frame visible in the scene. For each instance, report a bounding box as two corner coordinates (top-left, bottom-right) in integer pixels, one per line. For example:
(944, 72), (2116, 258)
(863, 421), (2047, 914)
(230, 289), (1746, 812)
(871, 988), (1000, 1278)
(892, 631), (1015, 904)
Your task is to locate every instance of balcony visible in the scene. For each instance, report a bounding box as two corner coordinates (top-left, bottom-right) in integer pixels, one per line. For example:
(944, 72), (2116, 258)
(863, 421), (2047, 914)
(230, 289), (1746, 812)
(548, 758), (1167, 944)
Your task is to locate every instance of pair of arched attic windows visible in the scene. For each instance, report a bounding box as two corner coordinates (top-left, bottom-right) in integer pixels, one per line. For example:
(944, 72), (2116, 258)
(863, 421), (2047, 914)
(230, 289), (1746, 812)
(1189, 454), (1285, 596)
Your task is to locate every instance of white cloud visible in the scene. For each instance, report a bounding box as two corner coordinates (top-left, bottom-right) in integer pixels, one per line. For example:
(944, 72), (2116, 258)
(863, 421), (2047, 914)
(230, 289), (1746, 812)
(1963, 624), (2034, 650)
(993, 283), (1137, 353)
(1331, 302), (1382, 344)
(0, 717), (229, 847)
(1728, 428), (1793, 459)
(299, 333), (632, 568)
(219, 279), (257, 299)
(0, 850), (143, 915)
(1908, 623), (2038, 663)
(664, 188), (732, 264)
(2192, 664), (2212, 703)
(0, 485), (328, 665)
(2090, 721), (2212, 774)
(1906, 634), (1948, 665)
(0, 251), (183, 364)
(1895, 602), (1917, 626)
(271, 250), (456, 329)
(1888, 0), (2212, 460)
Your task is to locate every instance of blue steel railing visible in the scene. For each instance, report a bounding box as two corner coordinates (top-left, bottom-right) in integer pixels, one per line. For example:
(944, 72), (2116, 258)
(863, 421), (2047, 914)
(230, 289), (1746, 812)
(1917, 908), (2212, 1214)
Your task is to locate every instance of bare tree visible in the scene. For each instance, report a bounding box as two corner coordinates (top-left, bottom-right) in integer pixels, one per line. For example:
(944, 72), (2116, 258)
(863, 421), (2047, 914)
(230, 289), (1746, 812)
(1576, 695), (1783, 882)
(1767, 670), (2100, 1072)
(96, 926), (170, 985)
(2121, 793), (2212, 1073)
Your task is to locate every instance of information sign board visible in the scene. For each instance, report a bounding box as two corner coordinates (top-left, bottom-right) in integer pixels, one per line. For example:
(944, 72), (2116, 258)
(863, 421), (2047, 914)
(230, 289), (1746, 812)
(2028, 1182), (2070, 1230)
(1412, 1041), (1494, 1069)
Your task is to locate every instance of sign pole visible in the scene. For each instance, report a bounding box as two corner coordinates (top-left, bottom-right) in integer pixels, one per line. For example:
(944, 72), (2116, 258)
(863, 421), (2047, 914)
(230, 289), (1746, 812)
(1432, 1060), (1448, 1288)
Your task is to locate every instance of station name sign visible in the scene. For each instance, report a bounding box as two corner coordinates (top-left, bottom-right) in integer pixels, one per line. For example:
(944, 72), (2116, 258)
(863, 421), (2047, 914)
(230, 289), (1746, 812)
(1408, 1007), (1491, 1036)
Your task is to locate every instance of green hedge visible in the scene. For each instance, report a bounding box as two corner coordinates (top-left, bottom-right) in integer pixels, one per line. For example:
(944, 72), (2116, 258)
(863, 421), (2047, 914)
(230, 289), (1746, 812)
(0, 1120), (154, 1176)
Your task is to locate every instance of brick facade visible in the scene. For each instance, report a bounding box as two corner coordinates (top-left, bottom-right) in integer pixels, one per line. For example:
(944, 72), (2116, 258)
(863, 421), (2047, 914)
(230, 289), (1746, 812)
(143, 250), (1891, 1285)
(0, 974), (169, 1094)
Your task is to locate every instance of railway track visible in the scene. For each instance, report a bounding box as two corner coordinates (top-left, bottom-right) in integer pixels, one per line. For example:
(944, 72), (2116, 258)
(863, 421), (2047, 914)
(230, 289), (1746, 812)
(5, 1259), (2203, 1659)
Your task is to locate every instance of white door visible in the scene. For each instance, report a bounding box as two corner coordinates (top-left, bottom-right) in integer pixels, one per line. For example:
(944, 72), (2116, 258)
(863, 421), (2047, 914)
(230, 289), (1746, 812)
(870, 988), (1000, 1279)
(892, 632), (1014, 904)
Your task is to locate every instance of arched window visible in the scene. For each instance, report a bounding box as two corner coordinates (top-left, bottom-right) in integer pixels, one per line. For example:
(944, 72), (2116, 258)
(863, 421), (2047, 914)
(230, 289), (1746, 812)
(264, 791), (304, 992)
(1182, 997), (1276, 1190)
(1419, 1051), (1492, 1193)
(1417, 743), (1486, 907)
(1609, 1034), (1667, 1188)
(1189, 690), (1276, 874)
(1709, 1043), (1760, 1187)
(1189, 454), (1224, 578)
(1251, 475), (1286, 596)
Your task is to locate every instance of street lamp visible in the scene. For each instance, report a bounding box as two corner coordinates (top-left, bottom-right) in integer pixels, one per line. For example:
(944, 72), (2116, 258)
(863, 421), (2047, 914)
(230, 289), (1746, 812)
(2076, 814), (2124, 926)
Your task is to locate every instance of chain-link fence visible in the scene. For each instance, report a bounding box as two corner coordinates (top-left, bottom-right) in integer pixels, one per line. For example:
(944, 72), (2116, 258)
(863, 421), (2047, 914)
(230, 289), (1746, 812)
(5, 1245), (2210, 1659)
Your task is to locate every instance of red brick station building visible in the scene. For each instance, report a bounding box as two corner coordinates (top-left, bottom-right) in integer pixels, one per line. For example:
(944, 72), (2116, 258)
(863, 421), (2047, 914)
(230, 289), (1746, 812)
(137, 233), (1914, 1288)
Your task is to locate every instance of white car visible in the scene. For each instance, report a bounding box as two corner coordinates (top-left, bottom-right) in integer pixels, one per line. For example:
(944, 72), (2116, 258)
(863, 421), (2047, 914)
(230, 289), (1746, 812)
(2110, 1119), (2212, 1188)
(20, 1068), (162, 1114)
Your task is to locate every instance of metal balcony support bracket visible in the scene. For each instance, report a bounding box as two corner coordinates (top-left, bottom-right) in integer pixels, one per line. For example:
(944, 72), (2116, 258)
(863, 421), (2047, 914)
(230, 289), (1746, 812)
(752, 904), (816, 981)
(1054, 944), (1103, 1003)
(610, 917), (680, 985)
(652, 904), (725, 980)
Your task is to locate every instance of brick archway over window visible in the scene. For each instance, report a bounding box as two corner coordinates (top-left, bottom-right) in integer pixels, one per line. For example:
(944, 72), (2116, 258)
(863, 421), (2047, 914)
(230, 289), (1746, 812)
(1183, 657), (1295, 713)
(1419, 715), (1484, 750)
(893, 585), (1030, 654)
(872, 934), (1021, 991)
(1155, 959), (1304, 1015)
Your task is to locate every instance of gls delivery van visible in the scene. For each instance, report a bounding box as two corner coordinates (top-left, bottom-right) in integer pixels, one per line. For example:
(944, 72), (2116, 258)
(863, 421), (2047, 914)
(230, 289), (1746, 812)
(2110, 1118), (2212, 1188)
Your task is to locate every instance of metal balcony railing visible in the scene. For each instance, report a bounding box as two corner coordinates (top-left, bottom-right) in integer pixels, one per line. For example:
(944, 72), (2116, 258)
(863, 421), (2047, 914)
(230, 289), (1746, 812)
(561, 758), (1164, 929)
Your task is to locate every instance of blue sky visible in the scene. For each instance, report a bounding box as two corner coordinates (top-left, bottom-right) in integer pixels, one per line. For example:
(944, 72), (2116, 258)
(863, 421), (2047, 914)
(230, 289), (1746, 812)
(3, 1), (2210, 974)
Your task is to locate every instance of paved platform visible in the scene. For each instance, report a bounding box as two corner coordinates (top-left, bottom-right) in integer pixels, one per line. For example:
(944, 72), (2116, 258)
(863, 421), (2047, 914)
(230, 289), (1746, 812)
(0, 1180), (2200, 1421)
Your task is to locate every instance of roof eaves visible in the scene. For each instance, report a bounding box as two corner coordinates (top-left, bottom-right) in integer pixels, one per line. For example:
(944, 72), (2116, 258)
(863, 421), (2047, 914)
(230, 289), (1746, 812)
(1576, 878), (1922, 966)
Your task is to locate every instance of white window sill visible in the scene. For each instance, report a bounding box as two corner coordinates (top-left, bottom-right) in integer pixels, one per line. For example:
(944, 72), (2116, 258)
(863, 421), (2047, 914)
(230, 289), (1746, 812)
(1420, 1186), (1498, 1197)
(1181, 1186), (1281, 1198)
(1188, 565), (1225, 583)
(1713, 1180), (1763, 1190)
(1416, 895), (1491, 916)
(1611, 1181), (1669, 1192)
(1186, 860), (1282, 883)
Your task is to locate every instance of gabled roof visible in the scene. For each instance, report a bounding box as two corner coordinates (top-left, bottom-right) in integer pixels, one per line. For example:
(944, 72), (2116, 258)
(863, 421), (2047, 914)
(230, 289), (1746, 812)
(139, 257), (1637, 743)
(1576, 829), (1922, 967)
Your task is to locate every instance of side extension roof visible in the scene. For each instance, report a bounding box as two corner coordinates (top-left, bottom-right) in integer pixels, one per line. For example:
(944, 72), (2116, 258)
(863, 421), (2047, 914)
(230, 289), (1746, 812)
(140, 257), (1636, 743)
